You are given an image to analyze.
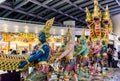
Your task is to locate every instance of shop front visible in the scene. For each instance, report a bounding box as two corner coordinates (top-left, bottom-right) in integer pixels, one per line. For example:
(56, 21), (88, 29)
(0, 32), (38, 54)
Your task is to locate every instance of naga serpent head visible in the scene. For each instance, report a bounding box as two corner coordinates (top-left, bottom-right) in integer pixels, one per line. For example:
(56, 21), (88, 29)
(103, 5), (110, 25)
(86, 7), (93, 25)
(92, 0), (101, 23)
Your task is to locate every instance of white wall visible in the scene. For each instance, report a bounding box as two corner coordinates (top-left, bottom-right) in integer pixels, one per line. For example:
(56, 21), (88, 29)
(112, 14), (120, 35)
(112, 14), (120, 50)
(0, 20), (90, 35)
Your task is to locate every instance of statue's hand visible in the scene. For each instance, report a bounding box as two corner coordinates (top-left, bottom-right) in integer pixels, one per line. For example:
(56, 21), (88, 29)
(19, 61), (28, 68)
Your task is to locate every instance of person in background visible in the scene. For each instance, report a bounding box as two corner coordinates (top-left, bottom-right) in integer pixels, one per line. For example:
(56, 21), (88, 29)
(11, 50), (17, 55)
(107, 47), (113, 68)
(117, 60), (120, 68)
(113, 48), (118, 68)
(118, 51), (120, 59)
(1, 51), (4, 54)
(8, 49), (13, 55)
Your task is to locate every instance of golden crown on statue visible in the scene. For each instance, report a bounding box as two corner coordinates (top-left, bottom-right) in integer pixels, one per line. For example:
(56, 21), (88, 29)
(41, 17), (55, 38)
(86, 0), (113, 43)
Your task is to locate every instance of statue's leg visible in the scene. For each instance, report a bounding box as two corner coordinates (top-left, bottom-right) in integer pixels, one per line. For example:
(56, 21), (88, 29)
(63, 63), (73, 81)
(72, 64), (78, 81)
(73, 73), (78, 81)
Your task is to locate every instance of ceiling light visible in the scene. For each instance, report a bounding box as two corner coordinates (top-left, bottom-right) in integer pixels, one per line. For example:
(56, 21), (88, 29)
(61, 29), (64, 35)
(4, 27), (7, 32)
(0, 0), (6, 4)
(24, 25), (29, 29)
(14, 25), (19, 28)
(3, 23), (8, 27)
(15, 29), (18, 32)
(34, 27), (38, 33)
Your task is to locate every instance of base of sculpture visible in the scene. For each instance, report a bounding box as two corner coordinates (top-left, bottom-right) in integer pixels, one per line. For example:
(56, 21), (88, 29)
(0, 71), (21, 81)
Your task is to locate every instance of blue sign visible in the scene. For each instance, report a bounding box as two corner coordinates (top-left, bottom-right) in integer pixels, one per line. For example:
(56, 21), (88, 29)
(0, 35), (2, 40)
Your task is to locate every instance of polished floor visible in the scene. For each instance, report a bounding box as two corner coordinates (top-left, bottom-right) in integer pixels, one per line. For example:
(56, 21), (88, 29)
(49, 68), (120, 81)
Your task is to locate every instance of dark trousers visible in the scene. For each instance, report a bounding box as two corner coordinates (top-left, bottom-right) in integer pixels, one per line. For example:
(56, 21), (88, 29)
(112, 60), (118, 68)
(108, 59), (113, 67)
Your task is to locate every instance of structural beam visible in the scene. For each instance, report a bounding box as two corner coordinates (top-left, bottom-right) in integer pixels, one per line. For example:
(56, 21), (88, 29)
(42, 0), (53, 5)
(71, 11), (81, 16)
(2, 0), (30, 17)
(65, 0), (85, 12)
(45, 13), (57, 18)
(14, 0), (30, 9)
(0, 4), (62, 25)
(28, 5), (41, 13)
(30, 0), (86, 24)
(19, 15), (26, 19)
(3, 11), (12, 17)
(58, 5), (71, 11)
(0, 10), (7, 16)
(64, 8), (77, 14)
(37, 0), (65, 19)
(14, 14), (22, 19)
(50, 1), (66, 8)
(109, 8), (120, 13)
(111, 10), (120, 15)
(115, 0), (120, 6)
(112, 0), (120, 15)
(59, 17), (70, 22)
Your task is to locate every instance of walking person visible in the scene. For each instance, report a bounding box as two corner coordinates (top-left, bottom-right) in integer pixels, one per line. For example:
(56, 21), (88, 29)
(107, 47), (113, 68)
(112, 48), (118, 68)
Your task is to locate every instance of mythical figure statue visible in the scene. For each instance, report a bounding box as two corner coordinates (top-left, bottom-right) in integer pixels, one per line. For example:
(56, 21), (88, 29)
(100, 40), (108, 71)
(75, 29), (89, 80)
(92, 40), (102, 74)
(55, 27), (78, 81)
(86, 0), (113, 43)
(86, 0), (113, 75)
(19, 18), (55, 81)
(76, 29), (89, 63)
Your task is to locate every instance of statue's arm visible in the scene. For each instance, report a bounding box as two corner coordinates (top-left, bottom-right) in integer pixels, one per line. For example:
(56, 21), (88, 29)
(19, 45), (49, 68)
(77, 46), (86, 55)
(28, 45), (49, 62)
(55, 44), (73, 62)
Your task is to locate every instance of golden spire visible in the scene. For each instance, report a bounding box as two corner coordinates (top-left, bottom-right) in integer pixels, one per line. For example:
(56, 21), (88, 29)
(103, 5), (110, 21)
(80, 28), (86, 40)
(86, 7), (92, 22)
(65, 27), (72, 40)
(41, 17), (55, 38)
(92, 0), (101, 20)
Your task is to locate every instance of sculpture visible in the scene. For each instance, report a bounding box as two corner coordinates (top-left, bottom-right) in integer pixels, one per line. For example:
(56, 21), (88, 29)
(86, 0), (113, 43)
(86, 0), (113, 75)
(76, 29), (89, 62)
(75, 29), (89, 80)
(55, 27), (78, 81)
(19, 18), (55, 81)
